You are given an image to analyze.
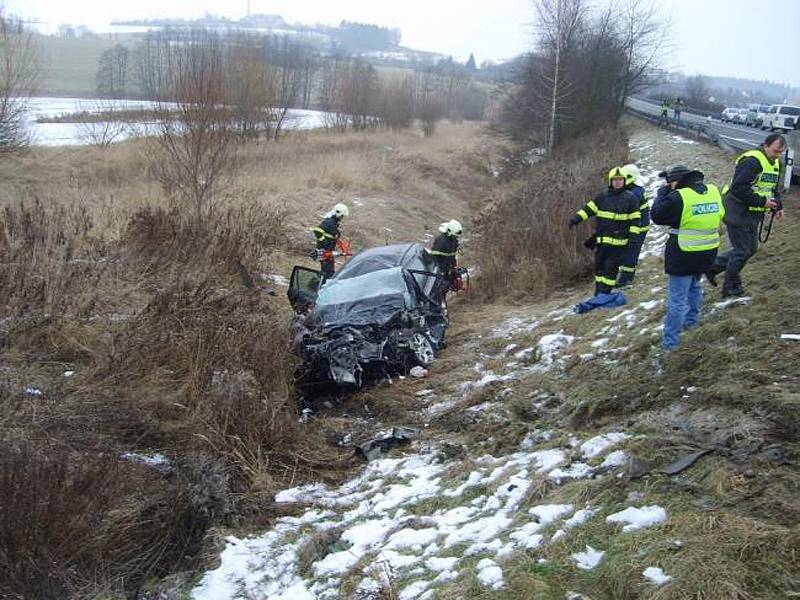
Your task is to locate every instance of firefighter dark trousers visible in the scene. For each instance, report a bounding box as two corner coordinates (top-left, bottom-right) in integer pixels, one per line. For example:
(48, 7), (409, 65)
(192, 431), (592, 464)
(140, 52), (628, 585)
(594, 245), (625, 295)
(320, 259), (335, 282)
(618, 232), (646, 285)
(711, 220), (758, 293)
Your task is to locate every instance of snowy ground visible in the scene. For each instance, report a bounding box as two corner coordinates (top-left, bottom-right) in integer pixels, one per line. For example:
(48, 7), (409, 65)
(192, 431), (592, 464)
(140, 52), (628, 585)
(189, 128), (742, 599)
(23, 97), (330, 146)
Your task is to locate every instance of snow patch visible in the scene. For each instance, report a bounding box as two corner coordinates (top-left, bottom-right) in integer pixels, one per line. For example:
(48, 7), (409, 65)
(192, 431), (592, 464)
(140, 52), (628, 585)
(572, 545), (605, 570)
(476, 558), (505, 589)
(581, 432), (628, 458)
(606, 505), (667, 532)
(643, 566), (673, 586)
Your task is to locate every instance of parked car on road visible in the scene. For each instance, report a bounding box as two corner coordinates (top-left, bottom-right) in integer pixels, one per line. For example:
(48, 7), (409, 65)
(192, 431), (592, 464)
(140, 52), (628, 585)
(762, 104), (800, 132)
(746, 104), (770, 127)
(288, 243), (449, 387)
(732, 108), (749, 125)
(720, 107), (738, 123)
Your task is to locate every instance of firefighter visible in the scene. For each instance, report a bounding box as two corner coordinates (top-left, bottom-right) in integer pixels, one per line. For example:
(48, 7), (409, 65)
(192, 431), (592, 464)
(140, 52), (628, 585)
(617, 163), (650, 286)
(651, 164), (724, 350)
(313, 203), (349, 281)
(707, 134), (785, 297)
(569, 167), (641, 295)
(428, 219), (462, 296)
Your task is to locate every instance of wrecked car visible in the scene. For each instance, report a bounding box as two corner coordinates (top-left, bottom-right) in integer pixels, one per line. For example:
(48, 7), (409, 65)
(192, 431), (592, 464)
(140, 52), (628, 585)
(288, 243), (449, 387)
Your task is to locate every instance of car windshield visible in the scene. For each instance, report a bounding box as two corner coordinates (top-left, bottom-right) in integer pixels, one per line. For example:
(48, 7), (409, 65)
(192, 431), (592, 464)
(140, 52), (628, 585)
(314, 266), (414, 326)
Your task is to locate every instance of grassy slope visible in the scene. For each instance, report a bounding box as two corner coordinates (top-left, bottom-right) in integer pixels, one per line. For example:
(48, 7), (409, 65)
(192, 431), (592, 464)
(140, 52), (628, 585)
(325, 119), (799, 599)
(438, 121), (800, 599)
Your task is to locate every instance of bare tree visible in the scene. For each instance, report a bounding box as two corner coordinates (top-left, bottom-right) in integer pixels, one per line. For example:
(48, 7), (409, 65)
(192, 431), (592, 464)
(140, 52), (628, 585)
(226, 33), (273, 139)
(615, 0), (670, 107)
(148, 30), (237, 223)
(534, 0), (586, 150)
(0, 9), (40, 152)
(95, 44), (130, 97)
(76, 99), (130, 148)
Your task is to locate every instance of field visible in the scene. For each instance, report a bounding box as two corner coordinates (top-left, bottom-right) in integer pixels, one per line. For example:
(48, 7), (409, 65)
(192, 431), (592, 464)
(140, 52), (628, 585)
(35, 33), (129, 96)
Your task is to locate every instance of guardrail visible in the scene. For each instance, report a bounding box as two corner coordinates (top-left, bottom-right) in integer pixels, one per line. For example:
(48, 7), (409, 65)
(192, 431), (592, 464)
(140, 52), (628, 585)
(625, 105), (796, 190)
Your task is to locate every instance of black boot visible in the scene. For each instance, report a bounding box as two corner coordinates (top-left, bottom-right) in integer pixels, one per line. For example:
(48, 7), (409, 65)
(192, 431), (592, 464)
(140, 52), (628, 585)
(705, 270), (718, 287)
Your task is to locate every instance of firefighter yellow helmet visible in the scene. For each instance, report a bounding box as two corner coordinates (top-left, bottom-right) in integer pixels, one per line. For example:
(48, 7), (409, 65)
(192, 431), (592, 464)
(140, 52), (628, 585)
(607, 166), (626, 186)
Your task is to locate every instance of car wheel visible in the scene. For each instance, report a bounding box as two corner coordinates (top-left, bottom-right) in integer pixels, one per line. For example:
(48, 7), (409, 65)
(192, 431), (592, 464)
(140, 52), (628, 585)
(408, 332), (435, 367)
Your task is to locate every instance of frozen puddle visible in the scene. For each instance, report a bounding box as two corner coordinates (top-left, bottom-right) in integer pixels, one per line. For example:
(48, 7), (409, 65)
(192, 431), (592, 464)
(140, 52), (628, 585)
(192, 432), (635, 599)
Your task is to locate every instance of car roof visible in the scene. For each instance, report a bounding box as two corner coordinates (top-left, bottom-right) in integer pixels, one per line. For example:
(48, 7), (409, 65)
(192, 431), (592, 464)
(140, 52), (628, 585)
(334, 243), (435, 281)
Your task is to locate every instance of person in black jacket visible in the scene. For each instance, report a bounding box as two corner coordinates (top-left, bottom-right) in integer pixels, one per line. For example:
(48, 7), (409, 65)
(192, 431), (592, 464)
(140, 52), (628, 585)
(569, 167), (641, 295)
(651, 165), (724, 350)
(707, 134), (785, 297)
(313, 203), (349, 281)
(617, 163), (650, 286)
(428, 219), (462, 298)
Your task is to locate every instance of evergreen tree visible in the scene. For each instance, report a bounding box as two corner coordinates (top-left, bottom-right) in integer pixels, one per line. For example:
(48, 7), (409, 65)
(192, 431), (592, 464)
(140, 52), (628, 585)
(466, 53), (477, 72)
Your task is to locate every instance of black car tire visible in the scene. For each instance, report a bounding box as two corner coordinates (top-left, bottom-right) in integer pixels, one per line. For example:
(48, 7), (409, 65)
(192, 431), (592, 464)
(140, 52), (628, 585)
(408, 332), (435, 367)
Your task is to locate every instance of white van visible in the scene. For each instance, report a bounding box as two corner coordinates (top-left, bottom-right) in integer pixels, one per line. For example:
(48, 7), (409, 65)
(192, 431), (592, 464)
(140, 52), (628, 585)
(761, 104), (800, 132)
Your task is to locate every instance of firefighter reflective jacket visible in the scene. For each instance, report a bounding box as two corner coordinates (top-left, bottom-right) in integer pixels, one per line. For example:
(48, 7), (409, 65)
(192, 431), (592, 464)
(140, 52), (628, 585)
(573, 189), (641, 247)
(313, 216), (340, 251)
(428, 232), (458, 272)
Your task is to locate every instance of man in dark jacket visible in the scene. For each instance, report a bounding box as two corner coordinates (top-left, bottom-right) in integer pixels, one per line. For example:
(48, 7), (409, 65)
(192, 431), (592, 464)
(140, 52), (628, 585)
(313, 203), (349, 281)
(569, 167), (641, 295)
(651, 165), (724, 350)
(707, 134), (785, 297)
(617, 163), (650, 286)
(428, 219), (462, 297)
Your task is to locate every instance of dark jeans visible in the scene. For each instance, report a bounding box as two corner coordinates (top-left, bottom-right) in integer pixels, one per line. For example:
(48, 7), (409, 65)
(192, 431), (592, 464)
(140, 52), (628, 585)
(594, 245), (625, 295)
(320, 259), (335, 282)
(712, 220), (758, 292)
(618, 232), (647, 283)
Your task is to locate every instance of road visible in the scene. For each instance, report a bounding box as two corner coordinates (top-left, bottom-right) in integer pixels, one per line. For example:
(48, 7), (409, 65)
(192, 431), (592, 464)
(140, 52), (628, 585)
(626, 97), (767, 150)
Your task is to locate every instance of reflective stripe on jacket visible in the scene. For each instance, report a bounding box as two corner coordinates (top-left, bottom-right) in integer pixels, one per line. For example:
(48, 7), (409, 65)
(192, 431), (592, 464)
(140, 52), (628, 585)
(670, 184), (724, 252)
(725, 149), (781, 213)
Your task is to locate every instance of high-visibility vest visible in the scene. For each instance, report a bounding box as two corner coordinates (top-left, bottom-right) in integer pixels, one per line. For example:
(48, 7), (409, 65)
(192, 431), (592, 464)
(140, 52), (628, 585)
(670, 185), (724, 252)
(726, 149), (781, 213)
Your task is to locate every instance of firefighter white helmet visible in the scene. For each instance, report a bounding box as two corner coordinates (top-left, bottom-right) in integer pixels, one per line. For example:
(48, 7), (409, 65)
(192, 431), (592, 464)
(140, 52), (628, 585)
(622, 163), (644, 187)
(332, 203), (349, 218)
(438, 221), (449, 233)
(447, 219), (463, 236)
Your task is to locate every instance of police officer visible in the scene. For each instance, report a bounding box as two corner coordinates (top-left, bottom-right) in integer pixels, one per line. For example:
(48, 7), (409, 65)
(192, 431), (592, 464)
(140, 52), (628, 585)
(659, 99), (670, 126)
(651, 165), (724, 350)
(617, 163), (650, 286)
(707, 133), (785, 297)
(569, 167), (641, 295)
(313, 203), (349, 281)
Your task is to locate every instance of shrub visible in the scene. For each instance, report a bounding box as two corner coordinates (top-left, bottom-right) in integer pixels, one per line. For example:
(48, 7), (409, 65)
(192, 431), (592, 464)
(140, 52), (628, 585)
(474, 126), (629, 301)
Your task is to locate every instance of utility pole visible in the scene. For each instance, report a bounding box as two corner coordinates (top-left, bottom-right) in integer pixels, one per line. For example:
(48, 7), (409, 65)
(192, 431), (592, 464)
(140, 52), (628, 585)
(246, 0), (251, 16)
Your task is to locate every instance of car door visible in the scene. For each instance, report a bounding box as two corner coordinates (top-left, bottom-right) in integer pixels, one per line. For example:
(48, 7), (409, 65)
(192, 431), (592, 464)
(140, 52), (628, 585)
(288, 265), (322, 312)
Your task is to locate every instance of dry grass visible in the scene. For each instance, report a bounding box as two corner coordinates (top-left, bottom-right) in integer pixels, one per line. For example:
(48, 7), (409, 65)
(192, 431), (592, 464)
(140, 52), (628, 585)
(474, 126), (629, 302)
(0, 121), (504, 597)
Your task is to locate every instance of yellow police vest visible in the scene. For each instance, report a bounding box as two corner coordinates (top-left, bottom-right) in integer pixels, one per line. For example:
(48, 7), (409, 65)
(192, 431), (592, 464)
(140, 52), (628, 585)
(671, 185), (724, 252)
(727, 149), (781, 213)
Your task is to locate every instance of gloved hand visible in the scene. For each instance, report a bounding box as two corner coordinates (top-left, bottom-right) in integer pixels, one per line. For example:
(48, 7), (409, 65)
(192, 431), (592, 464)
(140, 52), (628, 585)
(568, 215), (581, 229)
(583, 235), (597, 250)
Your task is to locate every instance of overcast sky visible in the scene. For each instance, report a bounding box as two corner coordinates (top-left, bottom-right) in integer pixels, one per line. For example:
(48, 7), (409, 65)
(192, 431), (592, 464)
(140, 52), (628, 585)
(6, 0), (800, 87)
